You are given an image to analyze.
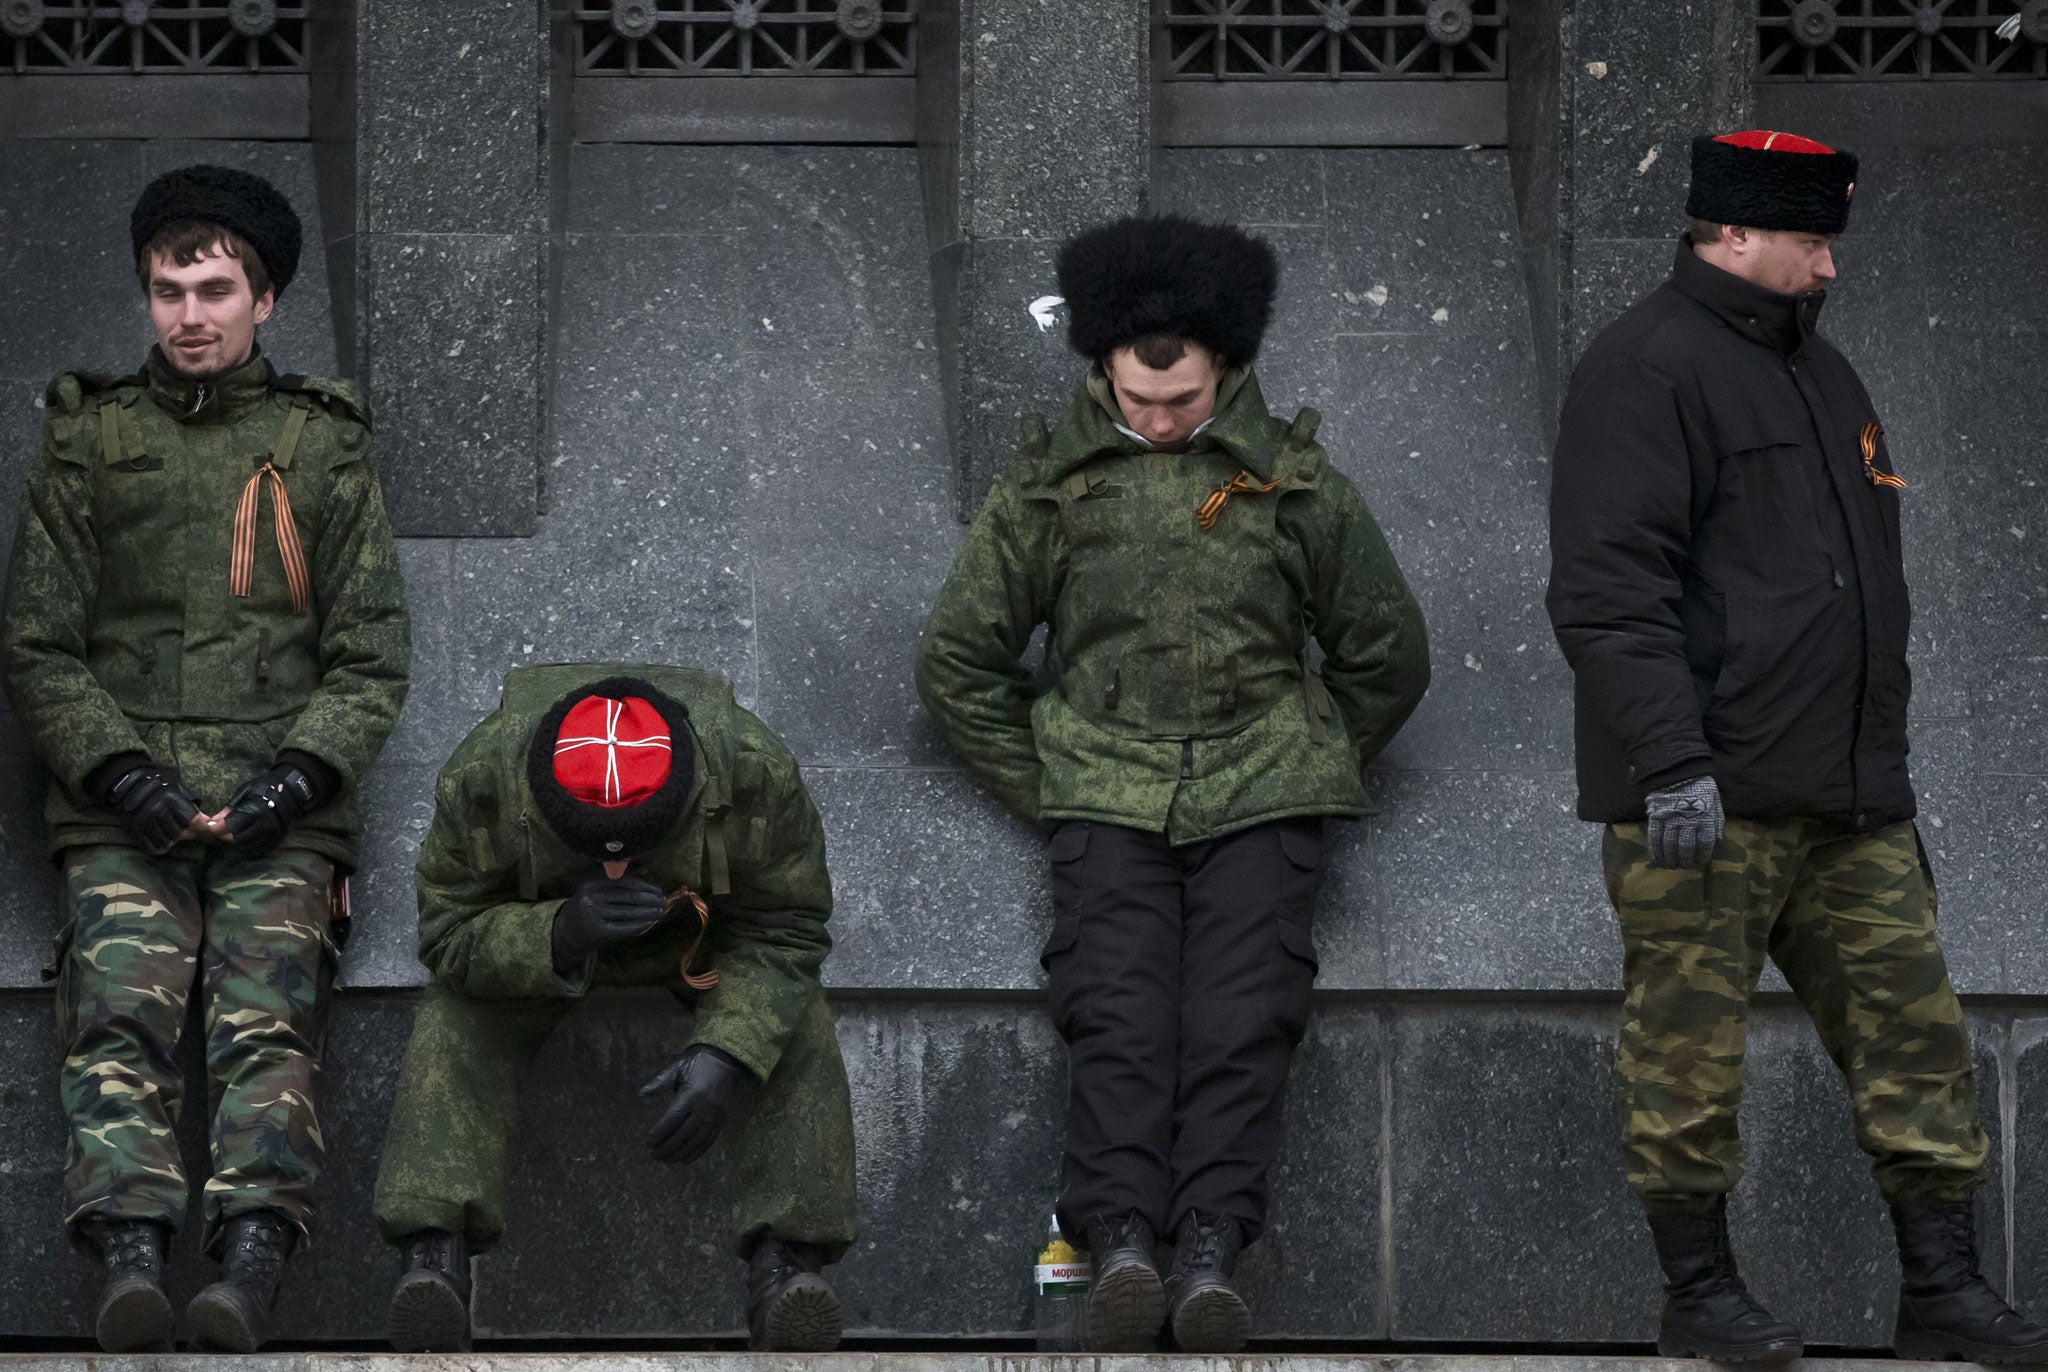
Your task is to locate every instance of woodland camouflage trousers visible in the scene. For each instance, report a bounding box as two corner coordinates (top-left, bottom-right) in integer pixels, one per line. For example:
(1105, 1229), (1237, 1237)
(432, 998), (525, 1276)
(1604, 817), (1986, 1213)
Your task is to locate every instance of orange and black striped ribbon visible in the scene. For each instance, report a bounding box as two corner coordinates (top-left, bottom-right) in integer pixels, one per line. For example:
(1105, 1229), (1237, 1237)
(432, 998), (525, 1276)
(668, 885), (720, 990)
(1861, 422), (1906, 490)
(230, 461), (312, 612)
(1197, 470), (1285, 530)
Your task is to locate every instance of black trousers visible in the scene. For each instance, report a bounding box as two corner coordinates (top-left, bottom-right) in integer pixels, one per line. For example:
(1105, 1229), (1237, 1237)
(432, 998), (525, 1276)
(1041, 817), (1326, 1247)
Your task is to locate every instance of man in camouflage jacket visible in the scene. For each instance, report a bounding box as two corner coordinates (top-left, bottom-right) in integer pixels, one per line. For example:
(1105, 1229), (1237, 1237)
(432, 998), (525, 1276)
(371, 663), (857, 1353)
(0, 166), (410, 1353)
(916, 216), (1430, 1353)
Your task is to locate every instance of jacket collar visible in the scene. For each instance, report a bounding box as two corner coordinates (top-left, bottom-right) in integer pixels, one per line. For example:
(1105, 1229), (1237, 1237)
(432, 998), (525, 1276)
(142, 343), (273, 425)
(1670, 234), (1827, 357)
(1049, 365), (1279, 482)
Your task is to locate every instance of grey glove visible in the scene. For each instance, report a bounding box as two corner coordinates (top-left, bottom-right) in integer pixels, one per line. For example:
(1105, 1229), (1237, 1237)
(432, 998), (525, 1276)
(1645, 774), (1724, 869)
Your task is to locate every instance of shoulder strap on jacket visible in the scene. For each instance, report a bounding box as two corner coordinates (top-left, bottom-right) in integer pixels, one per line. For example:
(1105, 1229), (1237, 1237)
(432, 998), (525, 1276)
(272, 372), (373, 431)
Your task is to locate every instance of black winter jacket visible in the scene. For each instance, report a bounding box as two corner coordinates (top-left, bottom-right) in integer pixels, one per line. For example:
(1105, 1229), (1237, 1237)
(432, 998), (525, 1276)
(1546, 238), (1913, 827)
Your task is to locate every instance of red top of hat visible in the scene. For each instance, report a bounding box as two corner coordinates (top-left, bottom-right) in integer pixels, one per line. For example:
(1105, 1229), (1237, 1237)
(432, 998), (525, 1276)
(1714, 130), (1839, 155)
(552, 695), (673, 808)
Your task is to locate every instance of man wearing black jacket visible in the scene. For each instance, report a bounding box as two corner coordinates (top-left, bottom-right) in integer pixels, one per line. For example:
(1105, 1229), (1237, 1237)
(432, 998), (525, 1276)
(1548, 130), (2048, 1365)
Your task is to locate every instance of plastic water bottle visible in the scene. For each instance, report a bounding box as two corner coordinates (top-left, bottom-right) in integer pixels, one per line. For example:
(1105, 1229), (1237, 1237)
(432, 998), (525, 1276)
(1033, 1211), (1092, 1351)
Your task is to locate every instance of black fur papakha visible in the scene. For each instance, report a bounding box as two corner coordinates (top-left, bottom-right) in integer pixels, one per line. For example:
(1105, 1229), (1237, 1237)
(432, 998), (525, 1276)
(1686, 133), (1859, 236)
(131, 164), (304, 296)
(1056, 215), (1279, 366)
(527, 677), (697, 861)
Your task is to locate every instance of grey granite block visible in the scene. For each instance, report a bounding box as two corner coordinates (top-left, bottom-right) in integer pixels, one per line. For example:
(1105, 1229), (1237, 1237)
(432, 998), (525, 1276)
(725, 147), (935, 356)
(948, 236), (1087, 514)
(808, 766), (1045, 993)
(1385, 1004), (1654, 1340)
(1369, 769), (1609, 992)
(1952, 335), (2048, 752)
(362, 233), (542, 536)
(743, 351), (959, 769)
(953, 0), (1148, 245)
(0, 141), (149, 384)
(375, 537), (471, 770)
(336, 762), (439, 992)
(1897, 719), (2007, 998)
(1240, 1010), (1388, 1338)
(0, 709), (59, 992)
(1920, 144), (2048, 341)
(565, 144), (747, 236)
(1324, 149), (1529, 340)
(1567, 0), (1751, 244)
(2014, 1017), (2048, 1320)
(1154, 148), (1331, 229)
(356, 0), (550, 237)
(1323, 334), (1571, 773)
(554, 230), (742, 365)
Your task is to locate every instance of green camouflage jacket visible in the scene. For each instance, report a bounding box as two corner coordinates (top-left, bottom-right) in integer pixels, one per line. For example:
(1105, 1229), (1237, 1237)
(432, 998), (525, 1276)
(413, 662), (834, 1082)
(0, 347), (411, 867)
(916, 368), (1431, 843)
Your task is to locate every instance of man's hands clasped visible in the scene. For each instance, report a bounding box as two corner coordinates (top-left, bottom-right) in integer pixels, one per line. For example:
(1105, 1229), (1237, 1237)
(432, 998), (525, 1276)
(107, 764), (205, 854)
(1645, 774), (1725, 869)
(105, 756), (331, 856)
(549, 872), (668, 976)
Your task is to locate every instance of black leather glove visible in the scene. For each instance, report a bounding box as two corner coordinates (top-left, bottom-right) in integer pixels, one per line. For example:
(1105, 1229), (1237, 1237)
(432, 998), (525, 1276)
(550, 873), (667, 976)
(640, 1044), (743, 1166)
(221, 760), (324, 858)
(1645, 774), (1725, 869)
(104, 764), (201, 855)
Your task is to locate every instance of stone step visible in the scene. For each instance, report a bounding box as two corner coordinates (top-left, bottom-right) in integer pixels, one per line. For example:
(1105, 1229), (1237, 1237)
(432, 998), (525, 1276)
(0, 1357), (1976, 1372)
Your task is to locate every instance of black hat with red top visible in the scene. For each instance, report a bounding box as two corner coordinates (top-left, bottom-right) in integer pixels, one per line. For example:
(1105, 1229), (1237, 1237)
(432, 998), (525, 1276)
(1687, 130), (1860, 236)
(527, 677), (695, 860)
(1687, 129), (1867, 236)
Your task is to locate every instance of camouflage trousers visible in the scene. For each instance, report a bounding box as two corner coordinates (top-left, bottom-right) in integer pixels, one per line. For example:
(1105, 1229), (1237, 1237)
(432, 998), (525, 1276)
(372, 982), (859, 1260)
(1605, 817), (1986, 1212)
(52, 843), (343, 1250)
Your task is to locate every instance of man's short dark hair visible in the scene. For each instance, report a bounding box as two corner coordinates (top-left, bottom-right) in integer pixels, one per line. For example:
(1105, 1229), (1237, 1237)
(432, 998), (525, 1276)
(1687, 217), (1728, 246)
(136, 220), (272, 299)
(1124, 333), (1194, 371)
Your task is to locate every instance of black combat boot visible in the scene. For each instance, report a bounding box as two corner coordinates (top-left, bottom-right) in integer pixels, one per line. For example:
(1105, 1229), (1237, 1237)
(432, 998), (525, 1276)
(1164, 1211), (1250, 1353)
(747, 1239), (841, 1351)
(187, 1209), (295, 1353)
(1892, 1199), (2048, 1362)
(387, 1230), (472, 1353)
(91, 1219), (174, 1352)
(1647, 1201), (1803, 1363)
(1084, 1212), (1165, 1352)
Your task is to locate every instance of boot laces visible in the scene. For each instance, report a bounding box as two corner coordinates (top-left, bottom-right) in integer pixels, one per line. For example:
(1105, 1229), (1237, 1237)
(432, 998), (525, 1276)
(104, 1224), (163, 1279)
(407, 1233), (461, 1279)
(225, 1219), (289, 1284)
(1178, 1216), (1231, 1272)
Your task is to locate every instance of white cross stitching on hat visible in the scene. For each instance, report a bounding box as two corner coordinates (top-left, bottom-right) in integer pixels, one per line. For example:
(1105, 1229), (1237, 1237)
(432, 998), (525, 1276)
(554, 698), (672, 805)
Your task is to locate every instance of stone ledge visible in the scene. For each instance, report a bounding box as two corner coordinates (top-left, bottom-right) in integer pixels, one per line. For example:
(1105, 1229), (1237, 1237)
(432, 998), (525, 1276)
(0, 1358), (1970, 1372)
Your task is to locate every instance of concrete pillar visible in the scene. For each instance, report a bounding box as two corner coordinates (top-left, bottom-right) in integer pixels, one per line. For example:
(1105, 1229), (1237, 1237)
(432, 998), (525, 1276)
(918, 0), (1153, 518)
(315, 0), (570, 535)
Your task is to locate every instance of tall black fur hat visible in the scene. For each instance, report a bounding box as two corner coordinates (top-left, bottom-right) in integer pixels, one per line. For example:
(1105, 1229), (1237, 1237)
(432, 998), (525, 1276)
(131, 164), (303, 296)
(1686, 131), (1859, 235)
(527, 676), (696, 861)
(1056, 215), (1279, 366)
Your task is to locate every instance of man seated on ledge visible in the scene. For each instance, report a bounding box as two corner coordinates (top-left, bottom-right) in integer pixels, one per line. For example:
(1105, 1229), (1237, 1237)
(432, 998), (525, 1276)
(370, 663), (858, 1352)
(2, 164), (410, 1354)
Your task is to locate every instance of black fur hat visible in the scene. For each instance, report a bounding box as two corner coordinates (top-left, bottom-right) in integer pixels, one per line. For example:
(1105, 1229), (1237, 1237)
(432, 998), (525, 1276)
(1686, 131), (1859, 236)
(131, 164), (303, 296)
(1056, 215), (1279, 366)
(527, 676), (696, 861)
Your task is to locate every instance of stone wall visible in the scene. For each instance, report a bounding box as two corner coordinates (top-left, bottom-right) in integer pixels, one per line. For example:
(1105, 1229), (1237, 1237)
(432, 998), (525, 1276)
(2, 4), (2047, 1348)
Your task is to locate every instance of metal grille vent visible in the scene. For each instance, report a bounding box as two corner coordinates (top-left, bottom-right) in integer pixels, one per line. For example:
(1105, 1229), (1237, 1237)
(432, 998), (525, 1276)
(1160, 0), (1507, 81)
(1759, 0), (2048, 80)
(1, 0), (306, 73)
(575, 0), (915, 76)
